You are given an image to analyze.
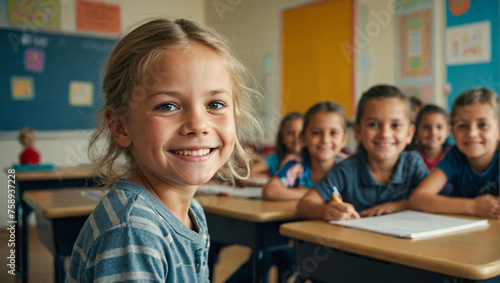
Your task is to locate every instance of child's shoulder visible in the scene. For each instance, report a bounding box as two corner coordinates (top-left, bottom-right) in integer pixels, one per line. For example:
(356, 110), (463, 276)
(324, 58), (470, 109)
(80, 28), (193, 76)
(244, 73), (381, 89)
(93, 181), (162, 228)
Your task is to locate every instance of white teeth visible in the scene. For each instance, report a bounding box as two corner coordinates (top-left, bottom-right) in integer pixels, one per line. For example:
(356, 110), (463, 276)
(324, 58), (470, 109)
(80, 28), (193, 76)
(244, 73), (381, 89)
(174, 149), (211, 156)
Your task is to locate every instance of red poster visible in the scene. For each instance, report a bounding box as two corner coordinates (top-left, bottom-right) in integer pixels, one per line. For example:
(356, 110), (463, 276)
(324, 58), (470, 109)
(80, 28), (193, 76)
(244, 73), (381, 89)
(77, 0), (121, 33)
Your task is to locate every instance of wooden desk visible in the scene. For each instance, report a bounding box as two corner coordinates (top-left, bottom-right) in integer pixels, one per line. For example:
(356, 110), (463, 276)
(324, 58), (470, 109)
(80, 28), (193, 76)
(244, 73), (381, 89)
(196, 196), (299, 283)
(22, 188), (100, 283)
(280, 218), (500, 283)
(22, 188), (299, 283)
(12, 166), (99, 283)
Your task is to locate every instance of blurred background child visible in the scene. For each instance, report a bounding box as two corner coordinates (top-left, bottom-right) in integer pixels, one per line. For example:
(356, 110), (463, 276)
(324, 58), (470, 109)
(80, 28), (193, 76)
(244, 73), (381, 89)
(297, 85), (428, 221)
(415, 104), (451, 170)
(262, 101), (349, 200)
(410, 88), (500, 219)
(230, 101), (349, 283)
(251, 112), (304, 177)
(18, 127), (40, 165)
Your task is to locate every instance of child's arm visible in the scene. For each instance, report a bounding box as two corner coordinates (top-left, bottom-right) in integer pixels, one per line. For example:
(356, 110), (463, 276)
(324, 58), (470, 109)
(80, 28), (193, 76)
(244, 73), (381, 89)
(262, 176), (308, 200)
(409, 168), (500, 218)
(297, 189), (360, 221)
(360, 200), (409, 217)
(250, 158), (270, 176)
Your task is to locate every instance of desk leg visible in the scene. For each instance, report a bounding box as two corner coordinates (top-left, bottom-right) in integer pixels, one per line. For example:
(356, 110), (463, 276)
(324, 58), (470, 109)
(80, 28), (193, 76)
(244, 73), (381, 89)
(54, 254), (65, 283)
(252, 250), (264, 283)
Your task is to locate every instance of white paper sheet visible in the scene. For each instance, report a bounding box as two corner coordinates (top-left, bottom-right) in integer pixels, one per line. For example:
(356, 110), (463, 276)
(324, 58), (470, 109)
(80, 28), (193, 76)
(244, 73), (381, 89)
(329, 210), (489, 239)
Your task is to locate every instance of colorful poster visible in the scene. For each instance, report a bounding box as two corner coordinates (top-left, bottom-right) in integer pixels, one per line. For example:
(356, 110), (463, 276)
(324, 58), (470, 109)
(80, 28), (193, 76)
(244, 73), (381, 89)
(11, 76), (34, 100)
(69, 81), (94, 106)
(24, 48), (45, 72)
(77, 0), (121, 33)
(399, 9), (433, 78)
(8, 0), (60, 28)
(400, 85), (434, 103)
(446, 21), (491, 65)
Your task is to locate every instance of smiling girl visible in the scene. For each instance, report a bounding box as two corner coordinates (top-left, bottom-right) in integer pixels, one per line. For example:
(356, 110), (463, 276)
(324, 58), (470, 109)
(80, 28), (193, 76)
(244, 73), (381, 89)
(66, 18), (261, 282)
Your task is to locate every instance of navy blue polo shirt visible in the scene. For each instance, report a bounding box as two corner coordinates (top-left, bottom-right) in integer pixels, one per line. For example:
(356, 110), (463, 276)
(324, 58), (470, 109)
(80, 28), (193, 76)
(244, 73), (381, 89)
(314, 150), (429, 211)
(437, 146), (499, 198)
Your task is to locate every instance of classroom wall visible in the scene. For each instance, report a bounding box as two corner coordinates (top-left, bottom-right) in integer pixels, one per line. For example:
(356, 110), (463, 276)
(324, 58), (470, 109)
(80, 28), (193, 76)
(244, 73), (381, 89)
(205, 0), (399, 149)
(0, 0), (205, 228)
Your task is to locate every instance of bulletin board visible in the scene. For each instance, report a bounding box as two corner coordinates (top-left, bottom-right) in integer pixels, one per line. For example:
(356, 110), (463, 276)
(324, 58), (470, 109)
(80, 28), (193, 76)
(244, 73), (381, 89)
(0, 27), (116, 133)
(281, 0), (353, 118)
(445, 0), (499, 110)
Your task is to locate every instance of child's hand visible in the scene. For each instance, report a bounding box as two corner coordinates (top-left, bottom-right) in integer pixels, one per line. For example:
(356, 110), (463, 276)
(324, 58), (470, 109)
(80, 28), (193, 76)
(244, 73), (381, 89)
(324, 202), (360, 221)
(360, 201), (408, 217)
(472, 194), (500, 219)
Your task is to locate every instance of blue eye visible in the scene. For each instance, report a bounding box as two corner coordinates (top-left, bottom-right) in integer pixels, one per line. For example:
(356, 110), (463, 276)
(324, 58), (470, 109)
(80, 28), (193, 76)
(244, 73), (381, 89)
(155, 103), (179, 112)
(207, 101), (225, 110)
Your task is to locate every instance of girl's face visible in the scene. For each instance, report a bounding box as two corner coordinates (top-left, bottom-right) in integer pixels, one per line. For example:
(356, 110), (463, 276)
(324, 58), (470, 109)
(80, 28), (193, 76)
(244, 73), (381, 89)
(302, 112), (347, 163)
(113, 45), (236, 188)
(417, 112), (449, 151)
(452, 102), (500, 165)
(355, 98), (414, 165)
(282, 117), (303, 155)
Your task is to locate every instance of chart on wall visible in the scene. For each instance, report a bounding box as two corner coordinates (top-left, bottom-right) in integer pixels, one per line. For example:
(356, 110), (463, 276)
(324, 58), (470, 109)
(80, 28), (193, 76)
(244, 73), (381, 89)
(445, 0), (499, 109)
(395, 0), (436, 104)
(0, 27), (116, 133)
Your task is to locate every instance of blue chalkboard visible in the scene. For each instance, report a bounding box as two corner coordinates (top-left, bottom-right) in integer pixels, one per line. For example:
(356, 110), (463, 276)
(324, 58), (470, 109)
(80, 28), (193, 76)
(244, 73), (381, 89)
(0, 27), (116, 131)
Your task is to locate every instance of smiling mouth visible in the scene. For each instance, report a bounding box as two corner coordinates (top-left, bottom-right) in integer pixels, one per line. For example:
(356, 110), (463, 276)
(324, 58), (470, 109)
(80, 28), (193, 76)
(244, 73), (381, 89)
(171, 148), (213, 157)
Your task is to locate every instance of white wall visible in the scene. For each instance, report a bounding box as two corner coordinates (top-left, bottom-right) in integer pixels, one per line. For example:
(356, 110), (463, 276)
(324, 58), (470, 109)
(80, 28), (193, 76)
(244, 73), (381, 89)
(0, 0), (205, 228)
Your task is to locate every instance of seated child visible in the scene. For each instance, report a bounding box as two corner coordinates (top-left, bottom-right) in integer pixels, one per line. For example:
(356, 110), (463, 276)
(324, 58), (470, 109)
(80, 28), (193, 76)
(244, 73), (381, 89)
(415, 104), (452, 170)
(409, 88), (500, 219)
(297, 85), (429, 221)
(18, 127), (40, 165)
(263, 101), (349, 200)
(228, 101), (349, 283)
(251, 112), (304, 176)
(66, 18), (262, 282)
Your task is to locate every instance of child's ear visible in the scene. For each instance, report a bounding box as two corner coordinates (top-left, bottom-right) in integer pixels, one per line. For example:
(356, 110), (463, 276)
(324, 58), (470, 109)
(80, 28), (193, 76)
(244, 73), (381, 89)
(407, 123), (416, 144)
(341, 129), (349, 148)
(106, 108), (132, 148)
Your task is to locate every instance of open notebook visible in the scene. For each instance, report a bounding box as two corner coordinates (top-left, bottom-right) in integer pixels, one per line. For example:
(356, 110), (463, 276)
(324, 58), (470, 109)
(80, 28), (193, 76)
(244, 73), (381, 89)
(196, 184), (263, 199)
(329, 210), (489, 239)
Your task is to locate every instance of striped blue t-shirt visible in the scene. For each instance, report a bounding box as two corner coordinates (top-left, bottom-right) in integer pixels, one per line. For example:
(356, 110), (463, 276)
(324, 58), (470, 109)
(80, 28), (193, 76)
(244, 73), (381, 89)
(66, 180), (210, 282)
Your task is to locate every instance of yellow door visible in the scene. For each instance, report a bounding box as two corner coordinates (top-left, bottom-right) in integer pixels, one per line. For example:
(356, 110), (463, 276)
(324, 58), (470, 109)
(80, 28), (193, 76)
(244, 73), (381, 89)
(282, 0), (354, 117)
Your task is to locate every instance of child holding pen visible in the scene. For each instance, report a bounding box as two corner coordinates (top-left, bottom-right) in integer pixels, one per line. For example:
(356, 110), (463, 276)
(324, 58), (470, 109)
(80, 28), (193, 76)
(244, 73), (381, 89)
(228, 101), (349, 283)
(297, 85), (429, 221)
(66, 18), (262, 282)
(262, 101), (349, 200)
(409, 88), (500, 218)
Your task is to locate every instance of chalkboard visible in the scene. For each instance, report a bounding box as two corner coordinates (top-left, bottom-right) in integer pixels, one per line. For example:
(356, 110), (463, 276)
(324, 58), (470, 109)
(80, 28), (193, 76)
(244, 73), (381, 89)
(0, 27), (116, 132)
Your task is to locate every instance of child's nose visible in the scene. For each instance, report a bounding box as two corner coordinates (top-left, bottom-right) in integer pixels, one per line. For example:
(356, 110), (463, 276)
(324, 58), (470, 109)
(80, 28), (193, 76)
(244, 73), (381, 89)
(380, 124), (391, 137)
(180, 108), (209, 136)
(468, 125), (479, 137)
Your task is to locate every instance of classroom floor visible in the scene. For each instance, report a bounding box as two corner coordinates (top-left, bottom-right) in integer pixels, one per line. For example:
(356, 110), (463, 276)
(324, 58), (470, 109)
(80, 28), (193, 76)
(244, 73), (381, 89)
(0, 225), (284, 283)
